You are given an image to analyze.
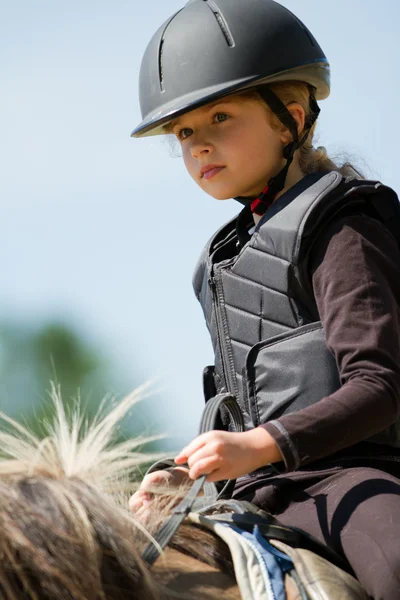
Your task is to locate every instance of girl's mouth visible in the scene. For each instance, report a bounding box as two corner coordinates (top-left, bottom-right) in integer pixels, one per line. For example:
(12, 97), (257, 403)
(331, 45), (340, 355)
(201, 166), (225, 180)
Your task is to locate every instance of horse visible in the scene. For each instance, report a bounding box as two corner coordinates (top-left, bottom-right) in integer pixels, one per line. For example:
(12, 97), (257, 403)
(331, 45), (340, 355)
(0, 384), (366, 599)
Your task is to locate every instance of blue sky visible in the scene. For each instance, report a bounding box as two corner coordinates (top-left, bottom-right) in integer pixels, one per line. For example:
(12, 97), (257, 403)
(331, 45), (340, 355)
(1, 0), (399, 448)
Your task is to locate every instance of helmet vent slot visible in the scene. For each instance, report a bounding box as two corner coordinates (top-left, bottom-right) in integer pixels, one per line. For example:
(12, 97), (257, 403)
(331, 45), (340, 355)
(158, 9), (184, 92)
(158, 38), (165, 91)
(205, 1), (234, 47)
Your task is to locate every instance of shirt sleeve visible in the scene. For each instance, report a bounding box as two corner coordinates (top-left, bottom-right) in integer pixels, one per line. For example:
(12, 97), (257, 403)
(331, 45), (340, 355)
(261, 213), (400, 472)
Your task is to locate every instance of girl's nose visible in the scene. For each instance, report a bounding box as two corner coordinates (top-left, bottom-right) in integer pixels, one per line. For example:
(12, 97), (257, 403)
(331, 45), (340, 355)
(190, 136), (213, 159)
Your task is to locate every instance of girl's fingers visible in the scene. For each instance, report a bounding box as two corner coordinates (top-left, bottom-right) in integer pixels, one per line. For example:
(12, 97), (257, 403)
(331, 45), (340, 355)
(187, 445), (214, 470)
(135, 505), (152, 525)
(189, 456), (218, 480)
(175, 450), (192, 463)
(141, 469), (175, 490)
(129, 490), (151, 512)
(129, 498), (143, 512)
(204, 469), (225, 483)
(175, 435), (209, 463)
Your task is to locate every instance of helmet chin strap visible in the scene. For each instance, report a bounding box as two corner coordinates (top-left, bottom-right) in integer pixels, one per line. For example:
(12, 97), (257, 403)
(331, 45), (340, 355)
(234, 86), (320, 216)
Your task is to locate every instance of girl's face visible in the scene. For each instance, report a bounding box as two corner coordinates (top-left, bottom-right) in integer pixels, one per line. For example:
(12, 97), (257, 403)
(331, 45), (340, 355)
(171, 94), (287, 200)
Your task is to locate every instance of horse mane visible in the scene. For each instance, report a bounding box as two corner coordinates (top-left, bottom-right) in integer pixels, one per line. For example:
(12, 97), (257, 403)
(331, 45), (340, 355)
(0, 384), (233, 599)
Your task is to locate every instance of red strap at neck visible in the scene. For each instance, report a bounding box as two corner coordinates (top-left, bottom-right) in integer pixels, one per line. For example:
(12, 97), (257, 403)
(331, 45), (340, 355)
(250, 185), (274, 216)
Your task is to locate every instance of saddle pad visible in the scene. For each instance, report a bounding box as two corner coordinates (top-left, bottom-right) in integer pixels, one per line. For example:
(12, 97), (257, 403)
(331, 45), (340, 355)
(188, 512), (369, 600)
(270, 540), (368, 600)
(189, 512), (290, 600)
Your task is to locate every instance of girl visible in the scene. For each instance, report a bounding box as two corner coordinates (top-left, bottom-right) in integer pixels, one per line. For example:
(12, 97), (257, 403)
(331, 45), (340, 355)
(130, 0), (400, 597)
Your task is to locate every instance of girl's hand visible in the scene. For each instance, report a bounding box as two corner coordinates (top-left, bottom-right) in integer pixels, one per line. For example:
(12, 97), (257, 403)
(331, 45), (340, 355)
(129, 467), (191, 523)
(175, 427), (282, 482)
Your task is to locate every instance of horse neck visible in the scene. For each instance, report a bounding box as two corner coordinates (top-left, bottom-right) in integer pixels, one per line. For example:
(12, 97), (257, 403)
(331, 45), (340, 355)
(153, 547), (241, 599)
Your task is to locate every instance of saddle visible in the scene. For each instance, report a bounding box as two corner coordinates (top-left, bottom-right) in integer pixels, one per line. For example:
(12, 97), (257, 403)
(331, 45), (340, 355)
(142, 394), (369, 598)
(190, 499), (368, 600)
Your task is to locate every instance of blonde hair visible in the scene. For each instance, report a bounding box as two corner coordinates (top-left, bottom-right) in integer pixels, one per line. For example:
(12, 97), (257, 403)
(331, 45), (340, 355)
(256, 81), (364, 179)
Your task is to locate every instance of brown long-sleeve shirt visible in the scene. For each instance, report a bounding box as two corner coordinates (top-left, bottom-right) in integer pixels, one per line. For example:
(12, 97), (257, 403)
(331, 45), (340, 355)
(262, 213), (400, 472)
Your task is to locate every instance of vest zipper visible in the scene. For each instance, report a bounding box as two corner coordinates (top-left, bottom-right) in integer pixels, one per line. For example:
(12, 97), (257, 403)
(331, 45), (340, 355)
(209, 269), (239, 399)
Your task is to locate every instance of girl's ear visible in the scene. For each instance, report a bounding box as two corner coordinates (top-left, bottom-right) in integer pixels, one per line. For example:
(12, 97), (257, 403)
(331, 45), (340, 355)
(279, 103), (306, 144)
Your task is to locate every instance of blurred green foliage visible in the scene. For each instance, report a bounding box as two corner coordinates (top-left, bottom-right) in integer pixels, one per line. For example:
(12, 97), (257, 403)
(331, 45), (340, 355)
(0, 320), (162, 461)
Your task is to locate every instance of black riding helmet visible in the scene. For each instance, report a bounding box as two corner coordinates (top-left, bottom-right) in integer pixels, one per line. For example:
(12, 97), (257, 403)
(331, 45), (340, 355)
(132, 0), (330, 213)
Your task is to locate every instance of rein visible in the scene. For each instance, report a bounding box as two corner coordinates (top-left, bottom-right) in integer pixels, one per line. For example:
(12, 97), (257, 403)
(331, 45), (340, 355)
(141, 393), (244, 566)
(141, 394), (349, 579)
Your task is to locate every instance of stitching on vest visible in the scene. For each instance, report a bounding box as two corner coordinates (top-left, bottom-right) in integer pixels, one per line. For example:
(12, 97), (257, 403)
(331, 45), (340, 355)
(226, 303), (295, 330)
(216, 275), (239, 399)
(223, 271), (289, 296)
(254, 388), (261, 426)
(253, 322), (323, 351)
(231, 338), (252, 349)
(259, 291), (263, 340)
(244, 244), (292, 262)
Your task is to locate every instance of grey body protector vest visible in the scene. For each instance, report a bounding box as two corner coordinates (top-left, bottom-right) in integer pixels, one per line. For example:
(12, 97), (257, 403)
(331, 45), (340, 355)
(193, 171), (400, 445)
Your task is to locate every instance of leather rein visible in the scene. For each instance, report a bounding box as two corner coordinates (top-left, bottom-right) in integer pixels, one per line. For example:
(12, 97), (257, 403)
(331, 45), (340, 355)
(141, 393), (244, 566)
(141, 393), (349, 576)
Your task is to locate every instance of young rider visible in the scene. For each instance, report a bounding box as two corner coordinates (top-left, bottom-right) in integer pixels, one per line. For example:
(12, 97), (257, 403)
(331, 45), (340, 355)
(129, 1), (400, 597)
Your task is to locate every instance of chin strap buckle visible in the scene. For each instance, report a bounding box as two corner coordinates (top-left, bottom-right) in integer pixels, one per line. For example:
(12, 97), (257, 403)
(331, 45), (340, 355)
(250, 184), (273, 215)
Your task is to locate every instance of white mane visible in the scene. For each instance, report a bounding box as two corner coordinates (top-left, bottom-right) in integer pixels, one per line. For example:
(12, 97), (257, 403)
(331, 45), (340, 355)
(0, 382), (163, 496)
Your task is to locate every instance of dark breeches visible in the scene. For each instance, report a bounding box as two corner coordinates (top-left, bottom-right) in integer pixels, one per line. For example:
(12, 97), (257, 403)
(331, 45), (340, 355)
(234, 465), (400, 600)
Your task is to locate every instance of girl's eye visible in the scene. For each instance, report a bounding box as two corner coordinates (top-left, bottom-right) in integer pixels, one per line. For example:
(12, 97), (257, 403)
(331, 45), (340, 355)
(214, 112), (229, 123)
(174, 112), (228, 140)
(176, 127), (193, 140)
